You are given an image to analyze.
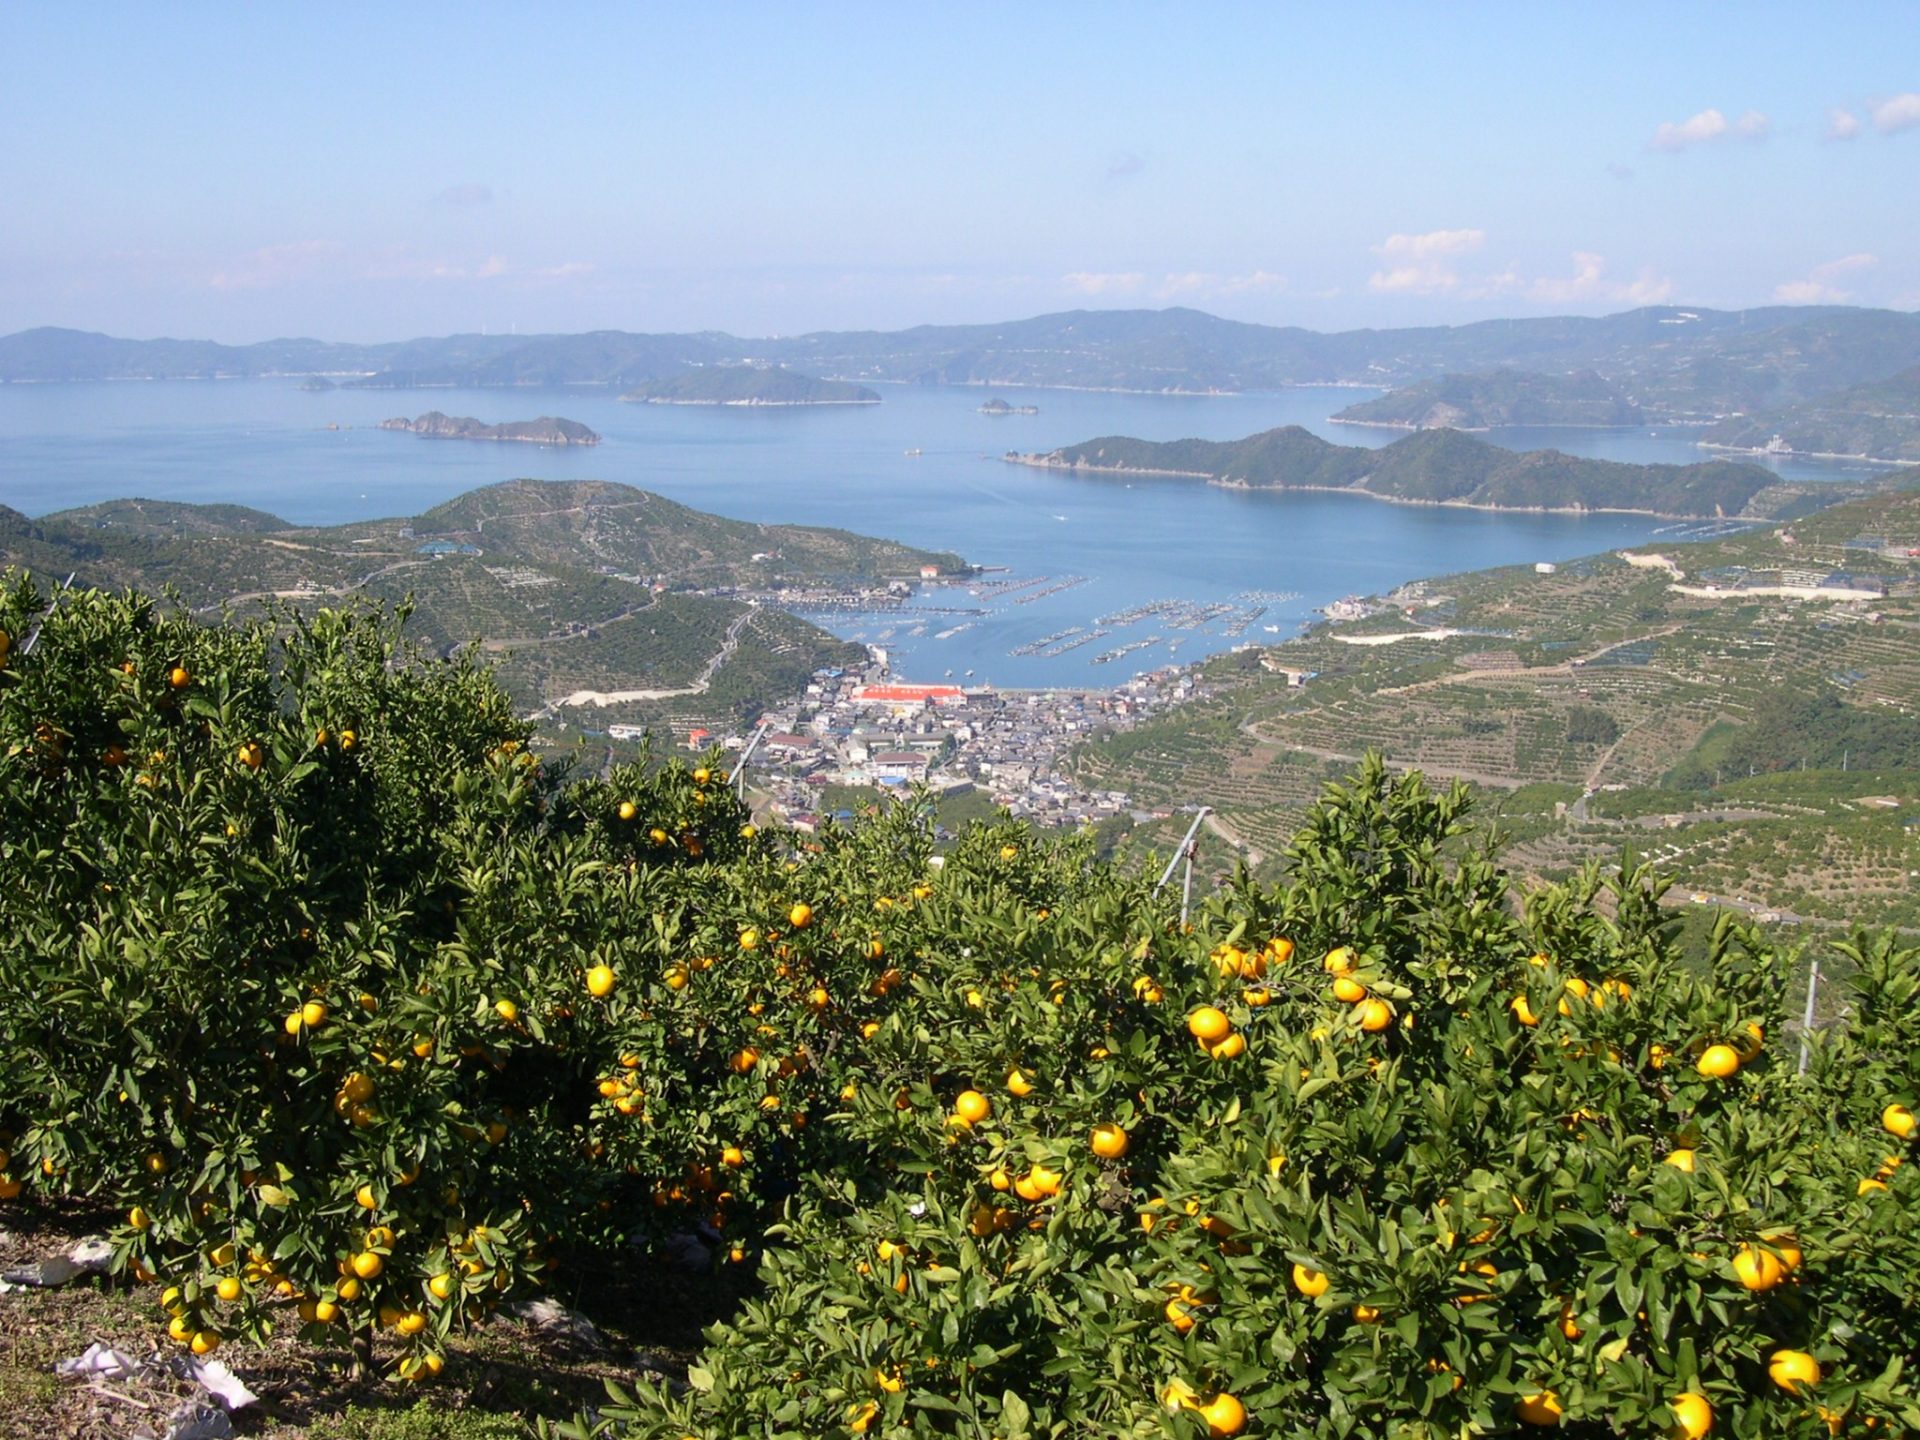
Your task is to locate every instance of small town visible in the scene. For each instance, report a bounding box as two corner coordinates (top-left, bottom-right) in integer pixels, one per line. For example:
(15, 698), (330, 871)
(612, 657), (1207, 832)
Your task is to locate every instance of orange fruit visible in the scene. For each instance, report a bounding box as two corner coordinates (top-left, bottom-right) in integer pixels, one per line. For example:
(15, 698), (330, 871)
(1187, 1007), (1231, 1043)
(1732, 1244), (1784, 1292)
(1883, 1104), (1917, 1138)
(1090, 1123), (1129, 1159)
(953, 1090), (992, 1125)
(1516, 1392), (1563, 1426)
(1664, 1148), (1697, 1173)
(1696, 1045), (1741, 1079)
(1768, 1350), (1820, 1393)
(1357, 999), (1393, 1032)
(1198, 1392), (1246, 1437)
(1292, 1263), (1329, 1297)
(1669, 1392), (1714, 1439)
(585, 964), (616, 998)
(1332, 976), (1367, 1004)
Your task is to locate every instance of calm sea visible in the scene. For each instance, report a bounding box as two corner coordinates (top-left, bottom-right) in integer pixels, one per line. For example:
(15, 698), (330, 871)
(0, 381), (1874, 687)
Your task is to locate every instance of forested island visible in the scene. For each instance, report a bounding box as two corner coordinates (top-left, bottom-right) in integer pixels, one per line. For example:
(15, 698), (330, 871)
(978, 396), (1039, 415)
(622, 368), (880, 406)
(378, 412), (601, 445)
(1330, 369), (1643, 430)
(1010, 424), (1808, 519)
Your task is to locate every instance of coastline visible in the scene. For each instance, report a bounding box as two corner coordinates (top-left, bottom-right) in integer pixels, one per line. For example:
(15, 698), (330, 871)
(1697, 439), (1912, 467)
(626, 396), (882, 408)
(1001, 452), (1772, 523)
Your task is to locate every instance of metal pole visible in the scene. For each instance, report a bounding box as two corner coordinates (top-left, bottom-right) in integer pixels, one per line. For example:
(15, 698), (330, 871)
(1798, 958), (1820, 1075)
(18, 573), (76, 657)
(1154, 808), (1212, 926)
(728, 722), (771, 800)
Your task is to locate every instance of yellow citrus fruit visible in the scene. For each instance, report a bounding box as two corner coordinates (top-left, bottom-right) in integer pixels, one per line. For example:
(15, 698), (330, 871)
(1732, 1244), (1784, 1292)
(189, 1331), (220, 1356)
(1696, 1045), (1741, 1079)
(788, 902), (813, 929)
(1292, 1262), (1330, 1297)
(494, 998), (518, 1023)
(1352, 1303), (1382, 1323)
(1357, 999), (1393, 1032)
(1187, 1006), (1231, 1043)
(1883, 1104), (1917, 1138)
(356, 1184), (379, 1210)
(215, 1276), (242, 1302)
(1510, 995), (1540, 1027)
(1165, 1296), (1198, 1332)
(351, 1251), (384, 1280)
(953, 1090), (992, 1125)
(1090, 1123), (1129, 1159)
(1768, 1350), (1821, 1393)
(1516, 1392), (1563, 1426)
(1665, 1148), (1697, 1172)
(168, 666), (191, 690)
(1198, 1392), (1246, 1437)
(1669, 1392), (1713, 1439)
(1323, 946), (1356, 976)
(585, 964), (616, 998)
(129, 1206), (150, 1230)
(1207, 1032), (1246, 1060)
(1332, 976), (1367, 1004)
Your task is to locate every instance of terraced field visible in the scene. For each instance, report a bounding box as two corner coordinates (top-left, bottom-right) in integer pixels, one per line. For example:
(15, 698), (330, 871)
(1073, 482), (1920, 928)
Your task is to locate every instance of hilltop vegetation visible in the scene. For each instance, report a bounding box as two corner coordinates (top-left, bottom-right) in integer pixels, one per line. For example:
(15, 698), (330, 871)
(622, 367), (880, 406)
(378, 413), (601, 445)
(1702, 364), (1920, 463)
(0, 479), (962, 720)
(4, 584), (1920, 1437)
(1330, 369), (1644, 430)
(1017, 425), (1804, 518)
(1072, 474), (1920, 931)
(10, 304), (1920, 416)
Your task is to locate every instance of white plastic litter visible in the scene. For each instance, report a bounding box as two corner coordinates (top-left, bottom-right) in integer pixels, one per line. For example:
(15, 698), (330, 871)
(54, 1342), (142, 1381)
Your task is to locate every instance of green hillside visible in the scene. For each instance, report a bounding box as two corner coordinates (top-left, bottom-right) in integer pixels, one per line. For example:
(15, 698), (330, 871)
(1019, 424), (1810, 518)
(1331, 368), (1643, 429)
(1702, 364), (1920, 463)
(4, 479), (963, 721)
(1070, 474), (1920, 930)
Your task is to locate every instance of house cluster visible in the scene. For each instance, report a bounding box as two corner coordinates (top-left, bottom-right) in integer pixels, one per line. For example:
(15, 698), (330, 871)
(702, 663), (1198, 832)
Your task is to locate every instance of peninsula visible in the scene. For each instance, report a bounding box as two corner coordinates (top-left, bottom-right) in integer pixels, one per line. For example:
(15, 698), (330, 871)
(1008, 424), (1819, 520)
(1330, 369), (1643, 431)
(622, 368), (880, 407)
(379, 412), (600, 445)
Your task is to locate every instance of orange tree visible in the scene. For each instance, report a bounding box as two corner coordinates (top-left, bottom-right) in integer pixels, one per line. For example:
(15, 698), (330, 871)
(0, 577), (759, 1373)
(553, 758), (1920, 1438)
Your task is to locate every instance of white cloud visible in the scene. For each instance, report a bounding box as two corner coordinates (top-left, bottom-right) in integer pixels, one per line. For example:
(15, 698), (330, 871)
(1826, 107), (1862, 141)
(1062, 271), (1146, 296)
(475, 255), (509, 279)
(1650, 107), (1769, 152)
(1872, 92), (1920, 134)
(1367, 229), (1486, 294)
(1773, 252), (1880, 304)
(532, 261), (596, 280)
(209, 240), (344, 290)
(1527, 252), (1674, 306)
(1375, 228), (1486, 261)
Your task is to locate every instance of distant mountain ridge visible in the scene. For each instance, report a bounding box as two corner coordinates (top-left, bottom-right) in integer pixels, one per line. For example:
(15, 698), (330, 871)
(378, 412), (600, 445)
(8, 304), (1920, 416)
(1330, 369), (1643, 430)
(1011, 425), (1822, 519)
(621, 368), (880, 406)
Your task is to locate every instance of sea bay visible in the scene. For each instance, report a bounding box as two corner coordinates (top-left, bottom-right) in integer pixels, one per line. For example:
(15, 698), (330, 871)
(0, 380), (1874, 688)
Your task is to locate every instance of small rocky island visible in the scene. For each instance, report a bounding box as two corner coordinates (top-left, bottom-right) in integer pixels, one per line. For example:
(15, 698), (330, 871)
(622, 367), (880, 406)
(378, 412), (601, 445)
(978, 396), (1039, 415)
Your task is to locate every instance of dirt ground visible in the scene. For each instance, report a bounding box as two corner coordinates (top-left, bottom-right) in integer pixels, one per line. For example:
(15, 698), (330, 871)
(0, 1199), (750, 1440)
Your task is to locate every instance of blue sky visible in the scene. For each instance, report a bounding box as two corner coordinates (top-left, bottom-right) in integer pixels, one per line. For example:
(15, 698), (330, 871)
(2, 3), (1915, 341)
